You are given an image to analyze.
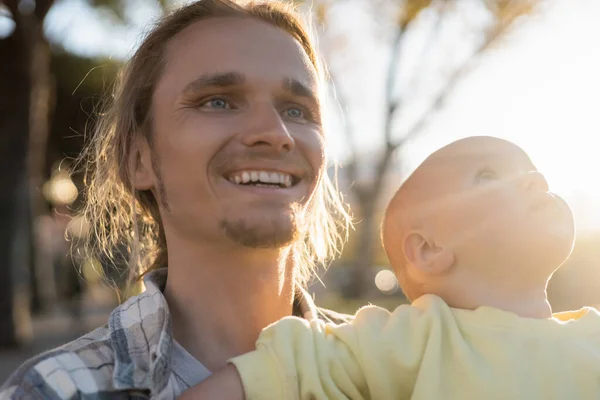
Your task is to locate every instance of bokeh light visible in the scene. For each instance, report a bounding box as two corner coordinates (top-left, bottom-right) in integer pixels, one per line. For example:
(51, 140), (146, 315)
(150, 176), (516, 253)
(42, 171), (78, 207)
(374, 269), (398, 294)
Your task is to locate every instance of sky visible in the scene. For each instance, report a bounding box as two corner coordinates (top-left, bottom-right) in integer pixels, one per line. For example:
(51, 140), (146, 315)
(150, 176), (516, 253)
(322, 0), (600, 232)
(404, 0), (600, 232)
(1, 0), (598, 231)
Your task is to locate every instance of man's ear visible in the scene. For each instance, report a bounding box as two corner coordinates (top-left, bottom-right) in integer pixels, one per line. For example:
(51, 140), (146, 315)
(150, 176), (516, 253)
(130, 136), (155, 190)
(403, 231), (454, 275)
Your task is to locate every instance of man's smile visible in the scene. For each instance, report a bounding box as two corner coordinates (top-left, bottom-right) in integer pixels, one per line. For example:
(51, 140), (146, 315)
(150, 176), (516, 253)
(226, 169), (298, 188)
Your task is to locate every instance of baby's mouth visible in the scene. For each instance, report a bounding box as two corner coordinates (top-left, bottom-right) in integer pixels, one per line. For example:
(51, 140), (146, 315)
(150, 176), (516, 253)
(530, 193), (558, 213)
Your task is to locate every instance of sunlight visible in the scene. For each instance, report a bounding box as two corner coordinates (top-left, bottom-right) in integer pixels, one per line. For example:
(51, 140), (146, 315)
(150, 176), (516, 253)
(527, 138), (600, 232)
(400, 0), (600, 232)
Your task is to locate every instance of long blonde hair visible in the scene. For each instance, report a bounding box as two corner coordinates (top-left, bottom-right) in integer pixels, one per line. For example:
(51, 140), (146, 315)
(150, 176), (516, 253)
(78, 0), (351, 290)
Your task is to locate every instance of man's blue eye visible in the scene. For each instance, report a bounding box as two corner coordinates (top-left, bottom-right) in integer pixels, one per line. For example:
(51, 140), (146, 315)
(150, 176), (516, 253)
(286, 108), (303, 118)
(205, 99), (229, 109)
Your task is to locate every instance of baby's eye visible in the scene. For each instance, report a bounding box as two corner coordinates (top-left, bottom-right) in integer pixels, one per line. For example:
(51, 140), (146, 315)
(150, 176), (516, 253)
(202, 98), (231, 109)
(477, 168), (498, 181)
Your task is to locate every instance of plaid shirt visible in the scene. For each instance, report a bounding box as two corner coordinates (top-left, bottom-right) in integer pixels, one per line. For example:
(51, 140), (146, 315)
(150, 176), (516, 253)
(0, 269), (350, 399)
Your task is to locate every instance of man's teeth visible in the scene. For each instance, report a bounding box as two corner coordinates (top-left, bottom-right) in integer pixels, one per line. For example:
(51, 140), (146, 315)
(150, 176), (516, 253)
(229, 171), (293, 187)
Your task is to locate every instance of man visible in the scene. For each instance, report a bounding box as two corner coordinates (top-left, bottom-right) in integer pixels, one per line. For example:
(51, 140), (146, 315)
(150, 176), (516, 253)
(0, 0), (352, 398)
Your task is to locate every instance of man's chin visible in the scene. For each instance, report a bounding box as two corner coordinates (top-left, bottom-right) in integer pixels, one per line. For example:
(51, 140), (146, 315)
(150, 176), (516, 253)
(220, 215), (300, 249)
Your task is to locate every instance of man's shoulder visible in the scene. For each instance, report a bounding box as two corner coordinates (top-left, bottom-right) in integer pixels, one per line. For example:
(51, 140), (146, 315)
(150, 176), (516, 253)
(1, 276), (174, 399)
(0, 325), (121, 399)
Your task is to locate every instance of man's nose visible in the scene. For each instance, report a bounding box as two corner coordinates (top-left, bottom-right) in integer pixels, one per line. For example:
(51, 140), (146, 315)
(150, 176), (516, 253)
(238, 104), (295, 154)
(518, 171), (549, 192)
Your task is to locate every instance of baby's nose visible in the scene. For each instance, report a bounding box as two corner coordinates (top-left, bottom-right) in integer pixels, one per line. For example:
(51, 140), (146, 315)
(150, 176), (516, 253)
(518, 171), (549, 192)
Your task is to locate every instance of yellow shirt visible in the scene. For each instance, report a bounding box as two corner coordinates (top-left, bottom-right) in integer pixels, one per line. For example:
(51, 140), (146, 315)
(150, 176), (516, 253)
(230, 294), (600, 400)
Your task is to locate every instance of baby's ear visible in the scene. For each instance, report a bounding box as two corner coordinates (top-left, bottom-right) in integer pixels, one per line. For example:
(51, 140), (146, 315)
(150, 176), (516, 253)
(403, 231), (454, 275)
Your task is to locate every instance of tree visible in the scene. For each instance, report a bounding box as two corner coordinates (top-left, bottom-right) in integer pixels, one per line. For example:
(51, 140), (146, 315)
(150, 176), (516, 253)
(0, 0), (165, 348)
(310, 0), (538, 297)
(0, 0), (55, 348)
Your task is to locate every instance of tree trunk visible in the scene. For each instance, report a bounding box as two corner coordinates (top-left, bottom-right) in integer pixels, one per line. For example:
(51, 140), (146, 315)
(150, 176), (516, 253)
(342, 200), (377, 298)
(28, 19), (54, 315)
(0, 2), (53, 347)
(343, 144), (397, 298)
(0, 21), (33, 348)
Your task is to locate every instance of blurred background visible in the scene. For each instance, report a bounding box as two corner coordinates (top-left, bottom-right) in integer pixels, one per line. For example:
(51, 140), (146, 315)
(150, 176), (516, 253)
(1, 0), (599, 378)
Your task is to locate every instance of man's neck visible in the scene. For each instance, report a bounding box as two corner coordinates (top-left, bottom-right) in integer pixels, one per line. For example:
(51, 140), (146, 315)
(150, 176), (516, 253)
(440, 273), (552, 319)
(163, 239), (296, 371)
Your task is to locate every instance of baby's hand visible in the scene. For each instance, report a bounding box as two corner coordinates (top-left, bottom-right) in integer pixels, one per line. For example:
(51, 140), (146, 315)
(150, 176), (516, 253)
(178, 364), (245, 400)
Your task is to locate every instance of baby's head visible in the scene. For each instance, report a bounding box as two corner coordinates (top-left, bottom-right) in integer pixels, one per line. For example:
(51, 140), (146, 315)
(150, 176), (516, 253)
(382, 136), (575, 302)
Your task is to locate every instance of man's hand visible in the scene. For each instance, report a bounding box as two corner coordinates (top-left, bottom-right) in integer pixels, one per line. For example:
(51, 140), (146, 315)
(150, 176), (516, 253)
(179, 364), (245, 400)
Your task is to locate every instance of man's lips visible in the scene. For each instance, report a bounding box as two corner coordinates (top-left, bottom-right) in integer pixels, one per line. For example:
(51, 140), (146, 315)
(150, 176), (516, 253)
(225, 169), (298, 188)
(221, 160), (310, 188)
(220, 174), (308, 201)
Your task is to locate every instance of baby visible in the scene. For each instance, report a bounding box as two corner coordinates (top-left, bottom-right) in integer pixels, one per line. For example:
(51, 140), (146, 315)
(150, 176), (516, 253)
(183, 136), (600, 400)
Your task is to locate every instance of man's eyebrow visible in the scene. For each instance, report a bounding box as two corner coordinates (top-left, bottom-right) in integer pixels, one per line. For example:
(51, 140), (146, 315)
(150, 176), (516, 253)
(282, 78), (319, 103)
(182, 72), (245, 94)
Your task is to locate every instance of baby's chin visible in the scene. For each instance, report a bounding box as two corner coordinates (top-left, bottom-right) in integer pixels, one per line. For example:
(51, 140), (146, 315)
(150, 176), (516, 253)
(504, 214), (575, 266)
(466, 236), (572, 274)
(542, 222), (576, 264)
(521, 234), (575, 272)
(554, 236), (576, 268)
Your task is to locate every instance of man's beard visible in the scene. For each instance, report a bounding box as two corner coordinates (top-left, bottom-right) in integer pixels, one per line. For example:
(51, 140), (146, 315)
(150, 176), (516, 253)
(220, 203), (305, 249)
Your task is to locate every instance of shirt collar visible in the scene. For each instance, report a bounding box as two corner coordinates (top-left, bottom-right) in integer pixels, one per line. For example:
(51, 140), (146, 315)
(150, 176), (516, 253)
(109, 268), (319, 395)
(109, 269), (172, 394)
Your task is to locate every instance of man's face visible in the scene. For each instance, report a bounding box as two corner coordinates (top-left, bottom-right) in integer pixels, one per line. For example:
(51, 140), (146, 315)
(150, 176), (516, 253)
(141, 17), (324, 249)
(421, 137), (575, 273)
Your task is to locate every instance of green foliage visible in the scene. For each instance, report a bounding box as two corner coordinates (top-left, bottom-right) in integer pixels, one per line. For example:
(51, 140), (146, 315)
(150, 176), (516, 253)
(51, 49), (120, 95)
(90, 0), (127, 22)
(88, 0), (170, 24)
(49, 49), (120, 167)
